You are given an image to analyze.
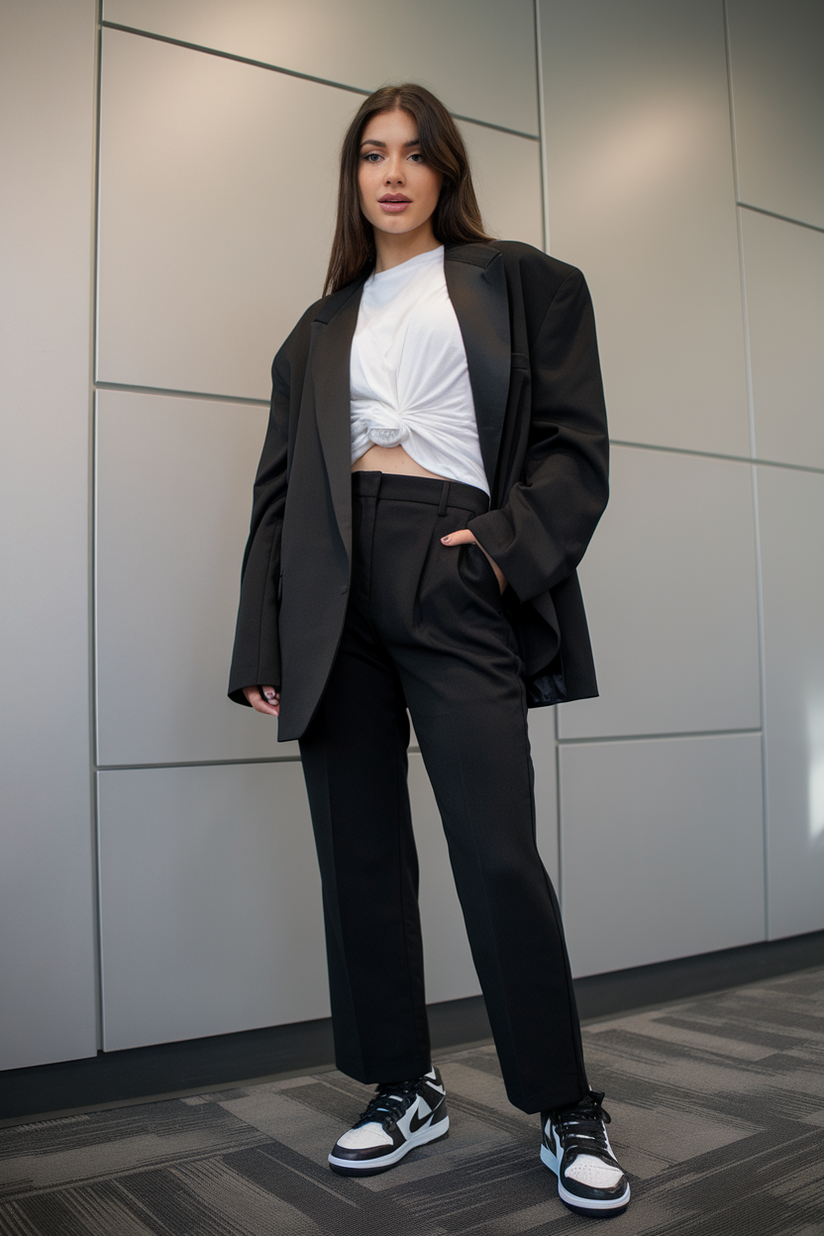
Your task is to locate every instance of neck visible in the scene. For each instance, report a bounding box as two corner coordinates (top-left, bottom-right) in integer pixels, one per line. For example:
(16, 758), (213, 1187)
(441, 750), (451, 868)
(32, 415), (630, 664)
(372, 224), (441, 273)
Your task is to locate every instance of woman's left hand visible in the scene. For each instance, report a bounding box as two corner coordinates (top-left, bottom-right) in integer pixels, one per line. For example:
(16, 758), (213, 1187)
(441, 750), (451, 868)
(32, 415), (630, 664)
(441, 529), (507, 594)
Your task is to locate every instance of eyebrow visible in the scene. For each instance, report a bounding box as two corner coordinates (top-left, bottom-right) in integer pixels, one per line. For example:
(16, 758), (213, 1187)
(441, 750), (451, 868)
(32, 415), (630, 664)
(359, 138), (421, 149)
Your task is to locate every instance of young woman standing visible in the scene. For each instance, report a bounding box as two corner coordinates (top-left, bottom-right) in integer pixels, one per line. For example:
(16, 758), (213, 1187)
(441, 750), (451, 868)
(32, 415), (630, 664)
(229, 83), (629, 1219)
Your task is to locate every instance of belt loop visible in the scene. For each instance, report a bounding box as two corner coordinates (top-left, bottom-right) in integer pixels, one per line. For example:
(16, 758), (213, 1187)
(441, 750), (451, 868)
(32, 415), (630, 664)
(358, 469), (381, 500)
(438, 480), (450, 517)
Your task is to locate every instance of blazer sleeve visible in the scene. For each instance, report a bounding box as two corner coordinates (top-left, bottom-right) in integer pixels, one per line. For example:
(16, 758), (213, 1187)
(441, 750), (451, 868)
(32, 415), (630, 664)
(227, 346), (292, 705)
(468, 267), (609, 602)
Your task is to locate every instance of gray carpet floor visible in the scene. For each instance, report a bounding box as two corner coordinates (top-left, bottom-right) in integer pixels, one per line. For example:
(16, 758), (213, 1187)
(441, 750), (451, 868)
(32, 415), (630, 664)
(1, 966), (823, 1235)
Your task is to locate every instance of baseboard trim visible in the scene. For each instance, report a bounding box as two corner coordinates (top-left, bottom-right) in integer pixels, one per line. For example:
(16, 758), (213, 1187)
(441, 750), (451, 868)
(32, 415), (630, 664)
(2, 929), (822, 1124)
(573, 928), (824, 1021)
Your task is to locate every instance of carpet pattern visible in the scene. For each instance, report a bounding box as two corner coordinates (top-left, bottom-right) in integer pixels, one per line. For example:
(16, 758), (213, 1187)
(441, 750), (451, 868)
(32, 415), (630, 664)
(1, 967), (823, 1235)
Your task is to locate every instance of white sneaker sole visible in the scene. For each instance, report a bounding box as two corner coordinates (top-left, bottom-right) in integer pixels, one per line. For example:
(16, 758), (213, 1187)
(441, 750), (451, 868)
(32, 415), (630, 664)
(540, 1142), (631, 1215)
(329, 1113), (449, 1176)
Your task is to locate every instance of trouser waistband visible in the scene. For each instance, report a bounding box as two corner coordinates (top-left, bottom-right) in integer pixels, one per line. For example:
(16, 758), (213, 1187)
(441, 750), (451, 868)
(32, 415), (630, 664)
(351, 469), (489, 517)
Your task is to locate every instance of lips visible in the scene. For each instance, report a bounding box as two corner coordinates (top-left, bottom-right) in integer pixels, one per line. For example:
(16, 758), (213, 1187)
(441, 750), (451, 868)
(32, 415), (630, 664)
(378, 194), (411, 213)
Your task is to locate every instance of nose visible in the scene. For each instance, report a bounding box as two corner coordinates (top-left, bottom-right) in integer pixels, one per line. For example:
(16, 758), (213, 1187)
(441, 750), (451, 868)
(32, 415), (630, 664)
(384, 152), (405, 184)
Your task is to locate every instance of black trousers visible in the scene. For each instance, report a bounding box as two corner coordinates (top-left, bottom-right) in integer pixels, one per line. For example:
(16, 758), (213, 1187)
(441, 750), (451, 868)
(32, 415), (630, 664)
(298, 471), (588, 1114)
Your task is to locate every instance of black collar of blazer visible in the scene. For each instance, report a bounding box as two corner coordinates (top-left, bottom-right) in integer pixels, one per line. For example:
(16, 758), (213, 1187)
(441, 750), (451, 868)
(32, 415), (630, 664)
(309, 243), (511, 549)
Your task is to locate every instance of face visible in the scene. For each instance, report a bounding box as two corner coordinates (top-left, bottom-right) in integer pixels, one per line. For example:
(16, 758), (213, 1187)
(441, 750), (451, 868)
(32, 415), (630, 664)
(357, 108), (443, 244)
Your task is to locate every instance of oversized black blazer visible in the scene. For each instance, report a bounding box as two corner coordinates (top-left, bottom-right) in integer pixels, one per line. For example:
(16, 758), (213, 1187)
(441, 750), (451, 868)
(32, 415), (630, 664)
(229, 240), (609, 742)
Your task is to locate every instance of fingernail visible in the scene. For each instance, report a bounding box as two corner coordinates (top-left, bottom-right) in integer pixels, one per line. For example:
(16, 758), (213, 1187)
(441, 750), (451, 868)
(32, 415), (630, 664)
(441, 536), (450, 543)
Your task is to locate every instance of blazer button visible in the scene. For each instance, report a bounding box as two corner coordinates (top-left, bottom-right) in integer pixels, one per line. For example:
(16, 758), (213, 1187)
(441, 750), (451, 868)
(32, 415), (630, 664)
(340, 584), (348, 594)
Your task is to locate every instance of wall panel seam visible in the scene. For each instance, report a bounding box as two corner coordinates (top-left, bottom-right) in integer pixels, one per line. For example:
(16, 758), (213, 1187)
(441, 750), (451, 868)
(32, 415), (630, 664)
(558, 728), (762, 747)
(726, 0), (770, 938)
(97, 757), (304, 771)
(610, 439), (824, 478)
(738, 203), (824, 237)
(100, 21), (540, 141)
(748, 465), (770, 939)
(533, 0), (550, 254)
(91, 0), (106, 1054)
(95, 381), (269, 407)
(722, 0), (740, 205)
(96, 744), (423, 772)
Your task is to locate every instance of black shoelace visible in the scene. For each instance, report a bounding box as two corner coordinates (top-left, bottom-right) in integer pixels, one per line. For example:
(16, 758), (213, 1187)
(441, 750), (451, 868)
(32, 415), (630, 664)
(354, 1078), (421, 1129)
(553, 1091), (614, 1157)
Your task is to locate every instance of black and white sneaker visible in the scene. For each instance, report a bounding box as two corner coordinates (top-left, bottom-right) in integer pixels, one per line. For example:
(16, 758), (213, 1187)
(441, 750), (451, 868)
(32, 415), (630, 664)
(541, 1090), (630, 1217)
(328, 1066), (448, 1176)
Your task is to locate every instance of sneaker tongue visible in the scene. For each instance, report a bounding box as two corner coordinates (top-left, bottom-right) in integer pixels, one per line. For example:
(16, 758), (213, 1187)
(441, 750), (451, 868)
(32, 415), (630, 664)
(572, 1092), (609, 1122)
(380, 1079), (417, 1097)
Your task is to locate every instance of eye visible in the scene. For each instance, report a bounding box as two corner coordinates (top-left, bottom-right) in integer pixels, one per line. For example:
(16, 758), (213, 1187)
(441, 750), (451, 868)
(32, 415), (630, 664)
(408, 152), (425, 163)
(362, 151), (383, 163)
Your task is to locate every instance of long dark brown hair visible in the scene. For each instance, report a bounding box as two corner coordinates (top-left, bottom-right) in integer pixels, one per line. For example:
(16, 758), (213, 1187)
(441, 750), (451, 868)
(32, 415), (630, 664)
(323, 83), (491, 296)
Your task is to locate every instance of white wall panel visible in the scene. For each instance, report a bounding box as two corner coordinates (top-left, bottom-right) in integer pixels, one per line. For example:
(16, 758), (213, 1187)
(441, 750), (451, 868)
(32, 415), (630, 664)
(103, 0), (539, 136)
(0, 0), (98, 1070)
(97, 31), (544, 404)
(742, 210), (824, 470)
(99, 761), (328, 1050)
(560, 734), (765, 976)
(757, 466), (824, 939)
(98, 28), (349, 400)
(458, 122), (543, 249)
(96, 390), (298, 764)
(559, 446), (761, 739)
(727, 0), (824, 230)
(539, 0), (749, 457)
(99, 752), (532, 1051)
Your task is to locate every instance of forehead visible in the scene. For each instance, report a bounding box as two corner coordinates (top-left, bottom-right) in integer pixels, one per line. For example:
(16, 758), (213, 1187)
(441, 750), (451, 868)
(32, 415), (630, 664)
(360, 108), (419, 144)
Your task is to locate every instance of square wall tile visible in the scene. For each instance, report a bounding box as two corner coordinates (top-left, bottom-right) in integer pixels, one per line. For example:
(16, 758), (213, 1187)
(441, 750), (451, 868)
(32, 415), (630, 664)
(539, 0), (750, 456)
(559, 446), (761, 740)
(98, 28), (545, 402)
(103, 0), (540, 135)
(98, 28), (350, 399)
(99, 761), (327, 1050)
(0, 0), (99, 1071)
(559, 733), (765, 976)
(458, 121), (543, 250)
(743, 209), (824, 470)
(757, 465), (824, 938)
(96, 389), (297, 764)
(728, 0), (824, 229)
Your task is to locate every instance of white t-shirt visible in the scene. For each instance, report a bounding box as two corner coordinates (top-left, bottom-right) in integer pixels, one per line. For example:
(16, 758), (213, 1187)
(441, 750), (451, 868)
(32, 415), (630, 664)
(349, 246), (489, 495)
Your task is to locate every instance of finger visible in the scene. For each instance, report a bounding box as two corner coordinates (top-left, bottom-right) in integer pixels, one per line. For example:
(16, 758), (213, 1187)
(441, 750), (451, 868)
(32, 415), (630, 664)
(254, 695), (280, 716)
(243, 685), (280, 716)
(440, 532), (507, 593)
(261, 685), (280, 717)
(440, 529), (476, 546)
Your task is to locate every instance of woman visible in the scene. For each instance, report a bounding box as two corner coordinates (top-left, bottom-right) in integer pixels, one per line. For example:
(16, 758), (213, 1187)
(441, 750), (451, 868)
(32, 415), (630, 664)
(229, 83), (629, 1218)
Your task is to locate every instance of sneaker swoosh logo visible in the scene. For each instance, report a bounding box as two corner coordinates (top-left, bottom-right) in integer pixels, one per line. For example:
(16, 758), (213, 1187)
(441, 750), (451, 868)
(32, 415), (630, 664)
(409, 1106), (434, 1133)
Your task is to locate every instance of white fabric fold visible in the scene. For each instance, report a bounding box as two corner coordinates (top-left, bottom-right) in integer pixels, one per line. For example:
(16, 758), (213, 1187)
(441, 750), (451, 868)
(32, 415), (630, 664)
(350, 246), (488, 495)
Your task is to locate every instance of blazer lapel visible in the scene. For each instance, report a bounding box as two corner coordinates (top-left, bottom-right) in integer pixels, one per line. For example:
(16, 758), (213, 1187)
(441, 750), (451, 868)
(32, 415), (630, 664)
(445, 244), (511, 492)
(309, 278), (366, 555)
